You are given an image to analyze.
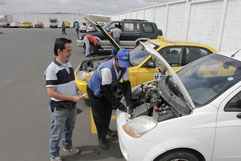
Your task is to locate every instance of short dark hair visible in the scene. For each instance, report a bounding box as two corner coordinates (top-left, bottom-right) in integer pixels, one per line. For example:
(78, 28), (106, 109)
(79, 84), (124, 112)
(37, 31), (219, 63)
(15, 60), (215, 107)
(54, 38), (72, 56)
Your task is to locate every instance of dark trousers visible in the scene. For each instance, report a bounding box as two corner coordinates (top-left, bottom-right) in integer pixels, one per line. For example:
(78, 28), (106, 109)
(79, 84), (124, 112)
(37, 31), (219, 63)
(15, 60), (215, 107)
(62, 28), (66, 35)
(87, 87), (112, 140)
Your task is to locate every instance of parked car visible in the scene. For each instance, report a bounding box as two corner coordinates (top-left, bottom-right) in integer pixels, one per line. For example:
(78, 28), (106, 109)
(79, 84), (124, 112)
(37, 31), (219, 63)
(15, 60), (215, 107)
(64, 21), (70, 28)
(117, 44), (241, 161)
(75, 38), (216, 99)
(49, 18), (58, 28)
(34, 21), (44, 28)
(97, 21), (106, 27)
(21, 21), (33, 28)
(0, 14), (12, 27)
(9, 21), (21, 28)
(77, 18), (162, 51)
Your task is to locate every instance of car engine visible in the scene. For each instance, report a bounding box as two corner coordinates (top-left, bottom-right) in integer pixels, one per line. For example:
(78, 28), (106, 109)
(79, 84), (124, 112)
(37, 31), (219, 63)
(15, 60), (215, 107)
(79, 56), (111, 72)
(130, 81), (177, 122)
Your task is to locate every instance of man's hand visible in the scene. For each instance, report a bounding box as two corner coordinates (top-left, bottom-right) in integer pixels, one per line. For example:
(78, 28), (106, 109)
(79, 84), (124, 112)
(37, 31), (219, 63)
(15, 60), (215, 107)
(126, 106), (132, 114)
(77, 90), (82, 96)
(72, 95), (83, 103)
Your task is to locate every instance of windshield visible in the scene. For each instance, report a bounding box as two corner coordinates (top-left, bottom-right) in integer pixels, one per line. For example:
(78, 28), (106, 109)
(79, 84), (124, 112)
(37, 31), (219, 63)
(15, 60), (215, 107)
(0, 19), (6, 23)
(130, 45), (150, 66)
(103, 22), (111, 29)
(50, 20), (57, 23)
(176, 54), (241, 106)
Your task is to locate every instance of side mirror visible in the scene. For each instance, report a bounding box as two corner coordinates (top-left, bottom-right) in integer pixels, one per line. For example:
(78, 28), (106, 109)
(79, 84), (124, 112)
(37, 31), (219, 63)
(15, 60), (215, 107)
(146, 61), (155, 68)
(237, 113), (241, 119)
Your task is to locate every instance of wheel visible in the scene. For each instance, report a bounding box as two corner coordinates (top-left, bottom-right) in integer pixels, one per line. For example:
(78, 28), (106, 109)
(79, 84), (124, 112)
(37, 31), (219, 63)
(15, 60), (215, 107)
(156, 150), (200, 161)
(83, 43), (86, 52)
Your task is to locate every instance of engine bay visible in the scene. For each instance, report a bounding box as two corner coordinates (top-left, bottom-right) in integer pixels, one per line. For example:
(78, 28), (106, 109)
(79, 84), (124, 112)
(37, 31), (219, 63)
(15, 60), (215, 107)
(79, 56), (112, 72)
(130, 81), (178, 122)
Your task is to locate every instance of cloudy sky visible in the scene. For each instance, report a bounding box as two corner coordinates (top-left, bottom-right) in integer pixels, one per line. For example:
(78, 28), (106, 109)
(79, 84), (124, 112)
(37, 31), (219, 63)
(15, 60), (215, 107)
(0, 0), (176, 15)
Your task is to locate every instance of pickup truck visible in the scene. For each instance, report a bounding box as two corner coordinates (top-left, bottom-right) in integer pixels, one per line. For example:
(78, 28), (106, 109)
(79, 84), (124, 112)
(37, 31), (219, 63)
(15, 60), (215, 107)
(77, 19), (162, 52)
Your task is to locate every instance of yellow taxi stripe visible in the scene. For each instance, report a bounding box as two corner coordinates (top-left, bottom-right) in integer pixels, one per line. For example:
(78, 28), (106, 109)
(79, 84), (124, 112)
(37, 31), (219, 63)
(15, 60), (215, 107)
(90, 108), (116, 134)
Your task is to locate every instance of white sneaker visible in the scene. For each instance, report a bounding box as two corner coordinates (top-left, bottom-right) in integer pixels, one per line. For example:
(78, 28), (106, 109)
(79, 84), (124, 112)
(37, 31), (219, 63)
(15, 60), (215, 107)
(63, 147), (80, 154)
(50, 156), (63, 161)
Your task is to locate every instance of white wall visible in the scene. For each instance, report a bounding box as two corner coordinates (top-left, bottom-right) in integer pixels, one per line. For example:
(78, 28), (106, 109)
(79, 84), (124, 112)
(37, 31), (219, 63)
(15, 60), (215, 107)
(111, 0), (241, 52)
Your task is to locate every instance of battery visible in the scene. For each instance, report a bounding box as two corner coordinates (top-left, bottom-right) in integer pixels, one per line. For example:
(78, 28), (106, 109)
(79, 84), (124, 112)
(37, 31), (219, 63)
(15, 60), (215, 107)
(153, 110), (175, 122)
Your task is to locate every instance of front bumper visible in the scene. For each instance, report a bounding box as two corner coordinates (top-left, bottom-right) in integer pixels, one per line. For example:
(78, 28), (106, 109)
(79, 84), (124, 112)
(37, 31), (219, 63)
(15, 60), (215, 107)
(116, 110), (158, 161)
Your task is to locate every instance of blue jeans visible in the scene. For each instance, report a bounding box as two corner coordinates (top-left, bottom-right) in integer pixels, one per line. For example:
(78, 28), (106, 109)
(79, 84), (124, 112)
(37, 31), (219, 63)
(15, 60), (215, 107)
(49, 105), (77, 159)
(111, 38), (120, 55)
(83, 36), (90, 57)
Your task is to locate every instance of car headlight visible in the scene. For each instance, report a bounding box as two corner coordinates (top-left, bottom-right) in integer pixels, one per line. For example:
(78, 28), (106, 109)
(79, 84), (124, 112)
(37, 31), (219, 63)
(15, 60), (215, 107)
(76, 71), (90, 81)
(122, 115), (157, 138)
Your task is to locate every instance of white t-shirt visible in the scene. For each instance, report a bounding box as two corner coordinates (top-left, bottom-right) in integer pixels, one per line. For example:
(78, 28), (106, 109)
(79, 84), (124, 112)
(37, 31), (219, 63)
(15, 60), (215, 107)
(100, 61), (129, 85)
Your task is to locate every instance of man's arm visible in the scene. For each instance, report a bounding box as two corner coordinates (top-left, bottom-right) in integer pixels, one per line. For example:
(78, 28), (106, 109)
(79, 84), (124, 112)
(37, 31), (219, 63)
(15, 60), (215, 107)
(47, 87), (83, 103)
(100, 68), (125, 111)
(122, 80), (132, 106)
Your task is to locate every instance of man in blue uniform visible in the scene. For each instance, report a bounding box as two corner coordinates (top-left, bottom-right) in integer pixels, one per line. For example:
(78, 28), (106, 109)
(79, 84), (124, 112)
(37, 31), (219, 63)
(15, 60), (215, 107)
(87, 49), (132, 149)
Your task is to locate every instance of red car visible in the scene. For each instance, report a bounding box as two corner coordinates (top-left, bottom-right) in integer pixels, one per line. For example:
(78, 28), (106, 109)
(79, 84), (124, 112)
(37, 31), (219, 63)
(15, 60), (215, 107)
(34, 21), (44, 28)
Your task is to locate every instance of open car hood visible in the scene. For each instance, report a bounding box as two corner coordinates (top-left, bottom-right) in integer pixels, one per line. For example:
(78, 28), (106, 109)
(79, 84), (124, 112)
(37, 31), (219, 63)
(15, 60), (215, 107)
(141, 42), (195, 110)
(84, 17), (121, 51)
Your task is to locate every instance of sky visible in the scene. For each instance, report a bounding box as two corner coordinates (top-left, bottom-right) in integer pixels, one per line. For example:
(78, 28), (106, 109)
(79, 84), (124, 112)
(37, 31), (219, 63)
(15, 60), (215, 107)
(0, 0), (177, 15)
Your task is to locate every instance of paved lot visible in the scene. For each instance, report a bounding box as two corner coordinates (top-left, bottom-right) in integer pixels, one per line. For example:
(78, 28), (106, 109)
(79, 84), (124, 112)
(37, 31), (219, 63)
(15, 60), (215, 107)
(0, 28), (125, 161)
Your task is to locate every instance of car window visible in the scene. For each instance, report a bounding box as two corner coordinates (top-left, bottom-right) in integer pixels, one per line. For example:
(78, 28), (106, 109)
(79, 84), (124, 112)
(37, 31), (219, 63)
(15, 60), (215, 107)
(109, 23), (117, 29)
(159, 47), (182, 67)
(183, 47), (212, 65)
(123, 23), (135, 32)
(177, 54), (241, 106)
(107, 22), (120, 30)
(225, 92), (241, 112)
(142, 58), (156, 68)
(130, 45), (149, 66)
(143, 23), (154, 33)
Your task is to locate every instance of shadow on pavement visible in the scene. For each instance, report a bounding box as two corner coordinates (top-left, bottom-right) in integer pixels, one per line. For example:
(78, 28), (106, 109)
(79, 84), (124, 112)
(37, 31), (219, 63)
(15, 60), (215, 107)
(62, 137), (124, 160)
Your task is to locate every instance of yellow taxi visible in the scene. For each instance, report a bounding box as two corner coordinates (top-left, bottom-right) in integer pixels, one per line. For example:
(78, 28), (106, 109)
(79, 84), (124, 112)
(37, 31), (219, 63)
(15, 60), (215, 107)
(75, 36), (217, 99)
(21, 21), (33, 28)
(64, 21), (70, 28)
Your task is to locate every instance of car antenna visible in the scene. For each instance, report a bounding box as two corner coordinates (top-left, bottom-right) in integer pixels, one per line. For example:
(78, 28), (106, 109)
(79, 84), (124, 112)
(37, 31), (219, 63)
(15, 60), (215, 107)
(231, 49), (241, 57)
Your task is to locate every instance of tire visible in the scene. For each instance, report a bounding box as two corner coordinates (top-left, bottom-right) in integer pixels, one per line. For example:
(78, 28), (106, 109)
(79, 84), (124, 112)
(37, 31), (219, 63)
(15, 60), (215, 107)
(156, 150), (200, 161)
(83, 43), (86, 53)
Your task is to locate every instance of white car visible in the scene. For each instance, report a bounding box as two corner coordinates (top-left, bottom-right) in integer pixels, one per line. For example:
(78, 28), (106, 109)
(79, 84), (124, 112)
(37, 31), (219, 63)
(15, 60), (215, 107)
(9, 21), (21, 28)
(117, 42), (241, 161)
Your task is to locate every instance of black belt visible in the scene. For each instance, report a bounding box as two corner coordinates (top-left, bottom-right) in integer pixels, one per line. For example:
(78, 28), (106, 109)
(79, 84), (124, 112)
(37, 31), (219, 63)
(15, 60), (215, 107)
(50, 100), (76, 110)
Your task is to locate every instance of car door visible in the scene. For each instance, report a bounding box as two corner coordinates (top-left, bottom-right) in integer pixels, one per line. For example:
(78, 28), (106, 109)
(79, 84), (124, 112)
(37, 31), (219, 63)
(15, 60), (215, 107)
(158, 46), (183, 71)
(181, 46), (212, 66)
(212, 87), (241, 161)
(136, 46), (183, 85)
(136, 57), (160, 85)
